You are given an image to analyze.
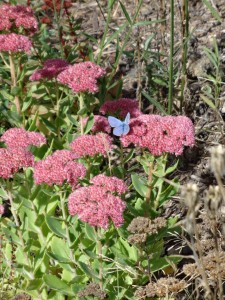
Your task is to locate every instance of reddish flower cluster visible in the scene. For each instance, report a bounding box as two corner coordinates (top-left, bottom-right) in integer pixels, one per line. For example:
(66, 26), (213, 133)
(0, 33), (32, 53)
(0, 205), (4, 215)
(70, 133), (112, 158)
(33, 150), (86, 187)
(0, 5), (38, 32)
(30, 58), (70, 81)
(42, 0), (72, 12)
(68, 184), (126, 228)
(121, 115), (195, 156)
(0, 148), (34, 178)
(0, 128), (46, 179)
(100, 98), (142, 119)
(90, 174), (128, 194)
(1, 128), (46, 149)
(83, 115), (111, 134)
(57, 61), (106, 93)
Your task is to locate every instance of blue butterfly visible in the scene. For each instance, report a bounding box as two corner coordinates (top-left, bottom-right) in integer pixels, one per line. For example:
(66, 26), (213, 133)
(108, 113), (130, 136)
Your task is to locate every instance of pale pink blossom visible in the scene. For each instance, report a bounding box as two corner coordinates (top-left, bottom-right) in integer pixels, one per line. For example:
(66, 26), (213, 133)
(0, 5), (38, 32)
(0, 148), (34, 179)
(70, 133), (112, 158)
(121, 115), (195, 156)
(33, 150), (86, 187)
(30, 58), (70, 81)
(83, 115), (111, 133)
(0, 34), (32, 53)
(68, 186), (126, 228)
(90, 174), (128, 194)
(0, 205), (4, 215)
(57, 61), (106, 93)
(1, 128), (46, 149)
(100, 98), (142, 119)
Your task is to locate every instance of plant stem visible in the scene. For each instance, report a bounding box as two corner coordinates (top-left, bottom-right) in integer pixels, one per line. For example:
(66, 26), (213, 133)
(60, 194), (77, 272)
(180, 0), (189, 113)
(168, 0), (174, 114)
(106, 0), (143, 90)
(160, 0), (166, 61)
(97, 1), (114, 64)
(9, 52), (21, 114)
(120, 141), (125, 179)
(145, 162), (154, 216)
(96, 227), (103, 290)
(78, 93), (85, 135)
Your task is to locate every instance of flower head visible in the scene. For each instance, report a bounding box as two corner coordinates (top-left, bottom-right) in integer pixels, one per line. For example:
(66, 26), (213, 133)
(33, 150), (86, 187)
(70, 133), (112, 158)
(83, 115), (111, 134)
(68, 185), (126, 228)
(0, 4), (38, 32)
(57, 61), (106, 93)
(0, 33), (32, 53)
(100, 98), (142, 119)
(90, 174), (128, 194)
(1, 128), (46, 149)
(121, 115), (195, 156)
(30, 58), (70, 81)
(0, 148), (34, 179)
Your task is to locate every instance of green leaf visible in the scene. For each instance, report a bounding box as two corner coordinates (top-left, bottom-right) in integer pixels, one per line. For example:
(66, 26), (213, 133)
(142, 91), (167, 115)
(84, 114), (94, 134)
(150, 255), (181, 272)
(22, 98), (33, 112)
(50, 237), (72, 264)
(11, 86), (20, 96)
(131, 174), (148, 197)
(77, 261), (99, 280)
(84, 223), (97, 242)
(45, 215), (66, 238)
(202, 0), (222, 22)
(119, 1), (132, 25)
(43, 274), (74, 295)
(134, 19), (165, 27)
(40, 117), (57, 133)
(124, 148), (135, 163)
(47, 252), (72, 264)
(26, 279), (42, 290)
(200, 94), (216, 110)
(165, 160), (179, 175)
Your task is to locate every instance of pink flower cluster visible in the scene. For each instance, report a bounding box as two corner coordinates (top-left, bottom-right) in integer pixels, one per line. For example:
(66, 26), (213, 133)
(0, 204), (4, 215)
(121, 115), (195, 156)
(100, 98), (142, 118)
(90, 174), (128, 194)
(57, 61), (106, 93)
(83, 115), (111, 134)
(0, 5), (38, 32)
(70, 133), (112, 158)
(0, 128), (46, 179)
(1, 128), (46, 149)
(0, 33), (32, 53)
(68, 180), (126, 228)
(0, 147), (34, 178)
(30, 58), (70, 81)
(33, 150), (86, 187)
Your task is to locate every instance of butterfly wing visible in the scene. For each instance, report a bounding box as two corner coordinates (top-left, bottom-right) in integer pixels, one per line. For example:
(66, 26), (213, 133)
(124, 112), (130, 124)
(122, 124), (130, 135)
(108, 116), (123, 128)
(113, 125), (124, 136)
(113, 124), (130, 136)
